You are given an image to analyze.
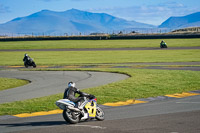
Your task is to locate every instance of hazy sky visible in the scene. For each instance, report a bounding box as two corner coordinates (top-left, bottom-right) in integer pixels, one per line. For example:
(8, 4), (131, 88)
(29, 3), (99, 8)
(0, 0), (200, 25)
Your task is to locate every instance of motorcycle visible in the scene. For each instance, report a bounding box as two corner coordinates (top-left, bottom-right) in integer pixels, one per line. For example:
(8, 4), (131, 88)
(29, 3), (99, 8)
(23, 58), (36, 68)
(160, 42), (168, 48)
(56, 92), (105, 124)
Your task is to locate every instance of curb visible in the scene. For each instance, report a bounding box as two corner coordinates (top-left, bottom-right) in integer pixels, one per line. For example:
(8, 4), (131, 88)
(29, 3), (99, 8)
(103, 91), (200, 107)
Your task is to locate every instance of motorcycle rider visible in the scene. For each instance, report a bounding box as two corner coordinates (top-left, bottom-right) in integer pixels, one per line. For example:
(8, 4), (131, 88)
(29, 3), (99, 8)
(23, 53), (37, 68)
(23, 53), (30, 62)
(160, 40), (167, 48)
(63, 82), (85, 109)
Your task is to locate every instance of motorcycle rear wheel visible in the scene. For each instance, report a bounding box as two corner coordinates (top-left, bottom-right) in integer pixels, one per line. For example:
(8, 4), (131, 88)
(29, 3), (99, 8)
(95, 107), (105, 121)
(63, 109), (80, 124)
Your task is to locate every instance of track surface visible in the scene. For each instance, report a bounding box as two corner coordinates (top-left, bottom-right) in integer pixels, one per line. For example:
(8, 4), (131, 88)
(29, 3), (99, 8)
(1, 96), (200, 133)
(0, 46), (200, 51)
(0, 70), (129, 104)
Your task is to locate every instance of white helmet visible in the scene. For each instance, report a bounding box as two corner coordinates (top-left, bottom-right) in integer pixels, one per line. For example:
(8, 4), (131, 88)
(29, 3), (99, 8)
(68, 82), (75, 88)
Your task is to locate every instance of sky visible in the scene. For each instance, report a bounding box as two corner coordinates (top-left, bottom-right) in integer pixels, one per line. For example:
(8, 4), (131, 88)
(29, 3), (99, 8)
(0, 0), (200, 25)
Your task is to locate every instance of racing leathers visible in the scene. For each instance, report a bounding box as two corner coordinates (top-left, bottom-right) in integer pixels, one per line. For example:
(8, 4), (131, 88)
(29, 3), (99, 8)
(63, 86), (84, 108)
(23, 55), (30, 62)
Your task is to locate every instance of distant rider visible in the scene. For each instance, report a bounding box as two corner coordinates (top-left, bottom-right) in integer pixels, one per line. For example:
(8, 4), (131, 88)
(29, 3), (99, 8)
(63, 82), (85, 109)
(160, 40), (166, 45)
(160, 40), (167, 48)
(23, 53), (30, 62)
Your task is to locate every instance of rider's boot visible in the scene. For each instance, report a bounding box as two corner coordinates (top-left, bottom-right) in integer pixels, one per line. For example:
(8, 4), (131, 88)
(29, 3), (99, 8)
(81, 112), (88, 120)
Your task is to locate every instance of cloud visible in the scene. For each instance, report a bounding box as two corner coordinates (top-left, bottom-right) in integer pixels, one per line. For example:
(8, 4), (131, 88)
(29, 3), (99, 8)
(0, 4), (10, 13)
(87, 2), (200, 25)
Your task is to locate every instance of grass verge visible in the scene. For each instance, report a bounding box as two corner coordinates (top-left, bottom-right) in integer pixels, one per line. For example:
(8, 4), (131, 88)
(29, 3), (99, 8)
(0, 68), (199, 116)
(0, 38), (200, 50)
(0, 49), (200, 66)
(0, 77), (29, 91)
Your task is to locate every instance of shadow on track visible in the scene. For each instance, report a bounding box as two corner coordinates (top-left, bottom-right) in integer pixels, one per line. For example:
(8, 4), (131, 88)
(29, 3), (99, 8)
(0, 121), (68, 127)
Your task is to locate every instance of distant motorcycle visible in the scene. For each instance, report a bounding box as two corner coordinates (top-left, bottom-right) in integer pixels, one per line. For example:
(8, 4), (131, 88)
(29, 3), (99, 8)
(160, 41), (168, 48)
(56, 92), (105, 124)
(23, 57), (36, 68)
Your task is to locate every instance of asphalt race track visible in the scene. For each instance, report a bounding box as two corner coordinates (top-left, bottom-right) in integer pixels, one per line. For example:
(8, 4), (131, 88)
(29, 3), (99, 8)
(1, 46), (200, 51)
(0, 70), (129, 104)
(0, 95), (200, 133)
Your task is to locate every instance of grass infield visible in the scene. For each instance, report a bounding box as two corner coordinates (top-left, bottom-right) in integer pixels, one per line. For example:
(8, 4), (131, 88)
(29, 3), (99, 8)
(0, 49), (200, 66)
(0, 38), (200, 50)
(0, 78), (29, 91)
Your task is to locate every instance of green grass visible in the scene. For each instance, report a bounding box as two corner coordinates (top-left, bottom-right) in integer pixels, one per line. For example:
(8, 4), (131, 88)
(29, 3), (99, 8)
(0, 49), (200, 66)
(83, 68), (200, 103)
(0, 38), (200, 50)
(0, 68), (199, 116)
(0, 78), (29, 91)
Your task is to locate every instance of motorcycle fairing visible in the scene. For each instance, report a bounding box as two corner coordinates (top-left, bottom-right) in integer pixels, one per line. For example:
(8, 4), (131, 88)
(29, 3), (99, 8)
(85, 99), (97, 118)
(56, 99), (75, 110)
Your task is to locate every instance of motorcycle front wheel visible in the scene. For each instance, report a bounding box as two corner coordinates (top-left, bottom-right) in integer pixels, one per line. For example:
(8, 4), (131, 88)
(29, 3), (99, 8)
(63, 109), (80, 124)
(95, 107), (105, 121)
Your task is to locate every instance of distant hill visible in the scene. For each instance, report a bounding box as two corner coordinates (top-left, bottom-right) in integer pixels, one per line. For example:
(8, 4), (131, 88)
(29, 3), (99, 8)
(159, 12), (200, 29)
(0, 9), (155, 35)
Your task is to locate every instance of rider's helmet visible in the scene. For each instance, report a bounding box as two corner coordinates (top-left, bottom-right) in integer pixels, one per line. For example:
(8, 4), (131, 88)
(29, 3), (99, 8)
(24, 53), (28, 57)
(68, 82), (75, 88)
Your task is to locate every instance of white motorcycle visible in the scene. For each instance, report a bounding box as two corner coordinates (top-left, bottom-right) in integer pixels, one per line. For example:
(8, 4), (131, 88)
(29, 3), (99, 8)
(56, 92), (105, 124)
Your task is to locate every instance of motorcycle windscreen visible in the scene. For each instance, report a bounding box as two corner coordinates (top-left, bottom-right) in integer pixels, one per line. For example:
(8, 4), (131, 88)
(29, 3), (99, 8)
(85, 100), (97, 118)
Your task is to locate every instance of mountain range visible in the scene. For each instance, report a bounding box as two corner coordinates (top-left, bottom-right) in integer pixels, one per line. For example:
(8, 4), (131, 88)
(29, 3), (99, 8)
(0, 9), (154, 35)
(0, 9), (200, 35)
(159, 12), (200, 29)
